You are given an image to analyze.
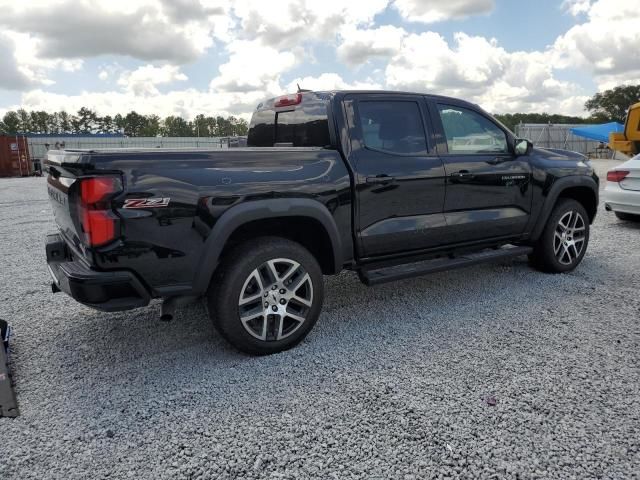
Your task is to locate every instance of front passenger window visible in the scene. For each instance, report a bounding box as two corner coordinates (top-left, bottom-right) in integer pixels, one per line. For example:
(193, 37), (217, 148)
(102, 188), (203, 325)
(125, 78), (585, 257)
(437, 104), (508, 154)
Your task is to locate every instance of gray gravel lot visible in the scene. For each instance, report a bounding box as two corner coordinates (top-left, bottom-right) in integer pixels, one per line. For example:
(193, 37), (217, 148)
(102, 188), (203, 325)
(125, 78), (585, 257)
(0, 159), (639, 479)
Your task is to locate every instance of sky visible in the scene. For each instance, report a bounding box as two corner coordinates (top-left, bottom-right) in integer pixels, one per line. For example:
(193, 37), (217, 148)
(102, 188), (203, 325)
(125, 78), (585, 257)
(0, 0), (638, 121)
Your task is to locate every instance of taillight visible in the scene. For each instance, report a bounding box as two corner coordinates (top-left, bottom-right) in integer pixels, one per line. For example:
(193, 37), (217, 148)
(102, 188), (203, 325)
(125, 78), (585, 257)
(607, 170), (629, 182)
(77, 176), (122, 247)
(274, 93), (302, 108)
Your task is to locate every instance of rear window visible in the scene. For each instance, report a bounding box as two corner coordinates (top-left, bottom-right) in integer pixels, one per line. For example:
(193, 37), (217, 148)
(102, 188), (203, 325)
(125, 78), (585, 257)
(247, 101), (331, 147)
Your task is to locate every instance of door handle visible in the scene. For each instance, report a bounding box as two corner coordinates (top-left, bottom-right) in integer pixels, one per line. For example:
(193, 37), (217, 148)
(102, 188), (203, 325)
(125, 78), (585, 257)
(486, 157), (509, 165)
(366, 175), (395, 185)
(450, 170), (474, 179)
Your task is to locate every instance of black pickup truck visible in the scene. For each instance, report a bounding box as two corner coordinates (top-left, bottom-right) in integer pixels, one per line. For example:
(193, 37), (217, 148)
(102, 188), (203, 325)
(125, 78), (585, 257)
(45, 90), (599, 354)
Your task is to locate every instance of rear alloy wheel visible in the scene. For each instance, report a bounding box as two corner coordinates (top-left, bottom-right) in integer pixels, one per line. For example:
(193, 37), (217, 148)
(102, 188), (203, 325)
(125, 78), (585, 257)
(529, 198), (590, 273)
(208, 237), (323, 355)
(238, 258), (314, 342)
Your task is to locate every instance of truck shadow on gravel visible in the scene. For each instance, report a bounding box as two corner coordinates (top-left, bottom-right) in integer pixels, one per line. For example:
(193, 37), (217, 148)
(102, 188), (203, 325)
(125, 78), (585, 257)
(48, 257), (586, 374)
(40, 254), (620, 417)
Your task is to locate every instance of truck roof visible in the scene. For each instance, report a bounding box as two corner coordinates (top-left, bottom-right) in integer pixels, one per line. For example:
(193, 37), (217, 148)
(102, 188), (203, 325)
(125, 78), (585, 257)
(257, 90), (480, 111)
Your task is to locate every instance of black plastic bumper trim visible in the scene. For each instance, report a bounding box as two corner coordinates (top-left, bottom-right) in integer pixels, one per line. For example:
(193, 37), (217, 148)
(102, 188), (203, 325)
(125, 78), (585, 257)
(46, 233), (151, 312)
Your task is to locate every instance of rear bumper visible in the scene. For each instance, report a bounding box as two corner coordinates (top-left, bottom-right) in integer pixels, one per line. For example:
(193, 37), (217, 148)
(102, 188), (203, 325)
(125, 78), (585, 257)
(46, 233), (151, 312)
(604, 181), (640, 215)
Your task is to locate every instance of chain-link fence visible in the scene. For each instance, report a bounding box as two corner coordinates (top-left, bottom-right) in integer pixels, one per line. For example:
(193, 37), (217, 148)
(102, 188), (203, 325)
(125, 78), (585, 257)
(514, 123), (609, 157)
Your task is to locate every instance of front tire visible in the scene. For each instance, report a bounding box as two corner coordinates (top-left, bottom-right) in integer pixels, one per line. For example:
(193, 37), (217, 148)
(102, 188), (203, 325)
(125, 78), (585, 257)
(529, 198), (590, 273)
(615, 211), (640, 222)
(207, 237), (324, 355)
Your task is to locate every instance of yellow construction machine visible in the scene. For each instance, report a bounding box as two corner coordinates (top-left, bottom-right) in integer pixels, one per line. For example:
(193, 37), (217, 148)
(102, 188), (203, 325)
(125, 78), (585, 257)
(609, 102), (640, 156)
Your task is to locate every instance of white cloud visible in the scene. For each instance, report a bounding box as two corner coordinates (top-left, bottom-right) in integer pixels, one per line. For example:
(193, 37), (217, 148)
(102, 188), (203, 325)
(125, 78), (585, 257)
(385, 32), (587, 115)
(15, 88), (256, 121)
(393, 0), (495, 23)
(563, 0), (592, 16)
(286, 73), (382, 92)
(210, 40), (297, 94)
(118, 65), (188, 96)
(0, 32), (34, 90)
(337, 25), (406, 66)
(231, 0), (389, 48)
(552, 0), (640, 90)
(0, 0), (230, 64)
(2, 0), (636, 121)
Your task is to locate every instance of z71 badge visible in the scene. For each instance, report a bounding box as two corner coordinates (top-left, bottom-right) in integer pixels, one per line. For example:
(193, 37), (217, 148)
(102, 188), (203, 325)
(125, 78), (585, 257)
(123, 198), (170, 209)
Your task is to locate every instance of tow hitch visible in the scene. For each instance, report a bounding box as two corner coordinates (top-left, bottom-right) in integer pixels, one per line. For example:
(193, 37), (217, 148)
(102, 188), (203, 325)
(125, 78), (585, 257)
(0, 319), (19, 418)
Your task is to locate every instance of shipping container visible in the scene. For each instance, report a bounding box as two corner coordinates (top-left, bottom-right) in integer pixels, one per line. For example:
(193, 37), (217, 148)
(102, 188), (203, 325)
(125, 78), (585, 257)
(0, 136), (31, 177)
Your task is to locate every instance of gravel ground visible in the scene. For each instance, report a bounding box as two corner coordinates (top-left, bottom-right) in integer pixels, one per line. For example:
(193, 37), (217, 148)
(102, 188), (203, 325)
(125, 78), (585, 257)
(0, 159), (639, 479)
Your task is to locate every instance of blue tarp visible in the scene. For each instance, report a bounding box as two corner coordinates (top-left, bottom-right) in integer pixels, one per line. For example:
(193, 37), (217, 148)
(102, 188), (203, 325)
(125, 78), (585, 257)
(570, 122), (624, 143)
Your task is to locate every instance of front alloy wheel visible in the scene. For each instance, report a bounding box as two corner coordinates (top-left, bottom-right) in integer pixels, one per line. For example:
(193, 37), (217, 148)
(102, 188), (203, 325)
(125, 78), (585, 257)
(529, 198), (590, 273)
(553, 210), (586, 266)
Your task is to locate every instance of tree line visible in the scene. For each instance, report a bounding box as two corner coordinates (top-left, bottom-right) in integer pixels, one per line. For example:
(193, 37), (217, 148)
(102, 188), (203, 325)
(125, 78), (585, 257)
(495, 85), (640, 132)
(1, 85), (637, 137)
(0, 107), (249, 137)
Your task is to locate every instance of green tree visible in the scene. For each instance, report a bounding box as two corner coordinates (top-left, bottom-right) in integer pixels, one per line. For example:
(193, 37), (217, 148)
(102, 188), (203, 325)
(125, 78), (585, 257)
(193, 114), (208, 137)
(74, 107), (99, 133)
(16, 109), (31, 133)
(58, 111), (72, 133)
(121, 111), (148, 136)
(97, 115), (115, 134)
(140, 114), (161, 137)
(585, 84), (640, 123)
(1, 111), (21, 134)
(161, 115), (193, 136)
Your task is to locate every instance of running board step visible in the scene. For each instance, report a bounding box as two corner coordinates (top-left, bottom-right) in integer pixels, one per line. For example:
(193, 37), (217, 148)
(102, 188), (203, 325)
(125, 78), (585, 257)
(359, 245), (533, 286)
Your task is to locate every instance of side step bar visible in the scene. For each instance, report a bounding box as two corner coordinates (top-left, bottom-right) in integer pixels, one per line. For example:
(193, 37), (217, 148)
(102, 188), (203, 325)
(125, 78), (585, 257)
(359, 245), (533, 286)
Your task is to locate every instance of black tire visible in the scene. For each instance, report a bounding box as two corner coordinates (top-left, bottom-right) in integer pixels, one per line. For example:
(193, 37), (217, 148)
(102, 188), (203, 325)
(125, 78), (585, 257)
(529, 198), (590, 273)
(615, 211), (640, 222)
(207, 236), (324, 355)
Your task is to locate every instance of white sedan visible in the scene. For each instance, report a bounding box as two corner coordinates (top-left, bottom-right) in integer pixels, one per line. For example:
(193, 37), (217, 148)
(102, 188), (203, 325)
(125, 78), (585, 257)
(604, 154), (640, 221)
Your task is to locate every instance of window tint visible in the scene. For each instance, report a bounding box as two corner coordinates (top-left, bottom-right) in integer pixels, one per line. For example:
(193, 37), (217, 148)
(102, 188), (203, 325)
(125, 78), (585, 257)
(437, 104), (508, 154)
(275, 108), (330, 147)
(357, 101), (427, 155)
(247, 110), (275, 147)
(247, 102), (330, 147)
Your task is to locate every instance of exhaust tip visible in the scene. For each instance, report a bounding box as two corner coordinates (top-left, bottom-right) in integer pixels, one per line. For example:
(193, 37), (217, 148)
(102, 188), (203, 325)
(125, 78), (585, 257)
(160, 313), (173, 322)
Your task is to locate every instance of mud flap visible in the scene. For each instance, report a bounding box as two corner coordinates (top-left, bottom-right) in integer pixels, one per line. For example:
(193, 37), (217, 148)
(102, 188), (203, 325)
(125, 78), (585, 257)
(0, 319), (19, 418)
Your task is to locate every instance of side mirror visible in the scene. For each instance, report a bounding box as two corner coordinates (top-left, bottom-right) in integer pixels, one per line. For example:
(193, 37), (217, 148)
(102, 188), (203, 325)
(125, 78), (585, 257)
(514, 138), (533, 156)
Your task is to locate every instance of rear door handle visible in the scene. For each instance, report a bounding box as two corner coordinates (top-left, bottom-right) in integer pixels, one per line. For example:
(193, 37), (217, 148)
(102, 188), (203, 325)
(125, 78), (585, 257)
(366, 175), (395, 185)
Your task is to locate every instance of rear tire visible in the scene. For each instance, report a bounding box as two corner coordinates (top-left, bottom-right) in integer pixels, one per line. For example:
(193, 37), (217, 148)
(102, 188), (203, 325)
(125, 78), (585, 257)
(615, 211), (640, 222)
(529, 198), (590, 273)
(207, 237), (324, 355)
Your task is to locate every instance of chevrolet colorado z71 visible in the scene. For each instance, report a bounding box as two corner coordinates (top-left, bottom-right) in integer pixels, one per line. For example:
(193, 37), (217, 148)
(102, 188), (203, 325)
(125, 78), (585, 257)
(45, 91), (599, 354)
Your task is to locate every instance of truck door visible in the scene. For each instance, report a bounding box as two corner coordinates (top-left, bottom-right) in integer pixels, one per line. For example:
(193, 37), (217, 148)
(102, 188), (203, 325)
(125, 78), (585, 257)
(430, 101), (532, 243)
(344, 94), (447, 257)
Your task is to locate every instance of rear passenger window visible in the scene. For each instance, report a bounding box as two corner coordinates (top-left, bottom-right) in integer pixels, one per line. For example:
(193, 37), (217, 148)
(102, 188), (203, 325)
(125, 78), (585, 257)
(357, 101), (427, 155)
(437, 104), (508, 154)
